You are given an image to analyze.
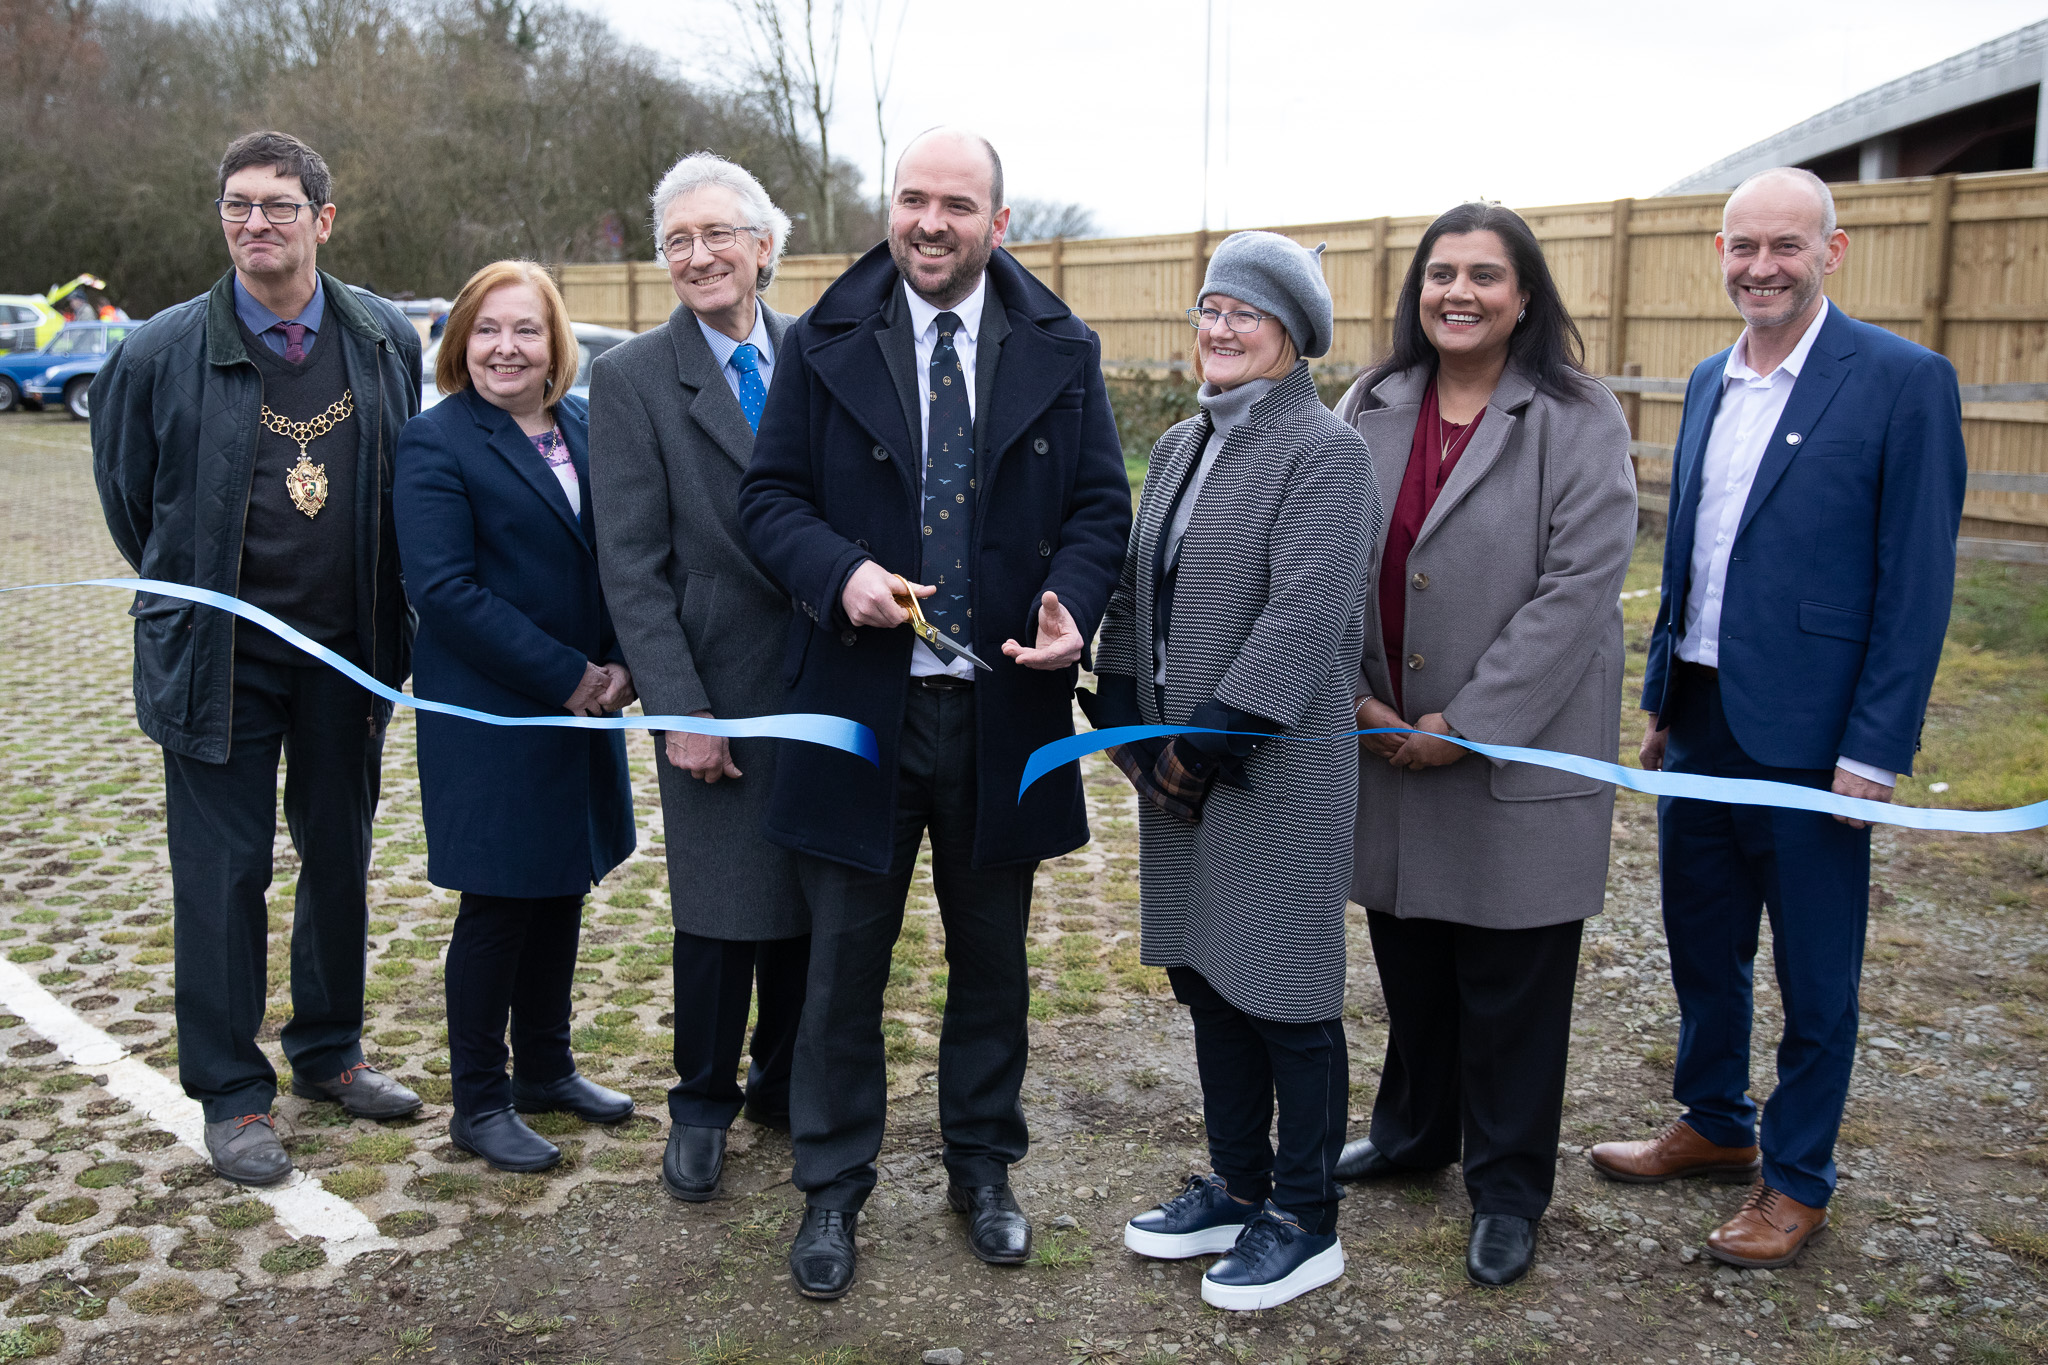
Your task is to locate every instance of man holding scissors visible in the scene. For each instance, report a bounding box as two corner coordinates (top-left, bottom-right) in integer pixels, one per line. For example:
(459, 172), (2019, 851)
(740, 126), (1131, 1300)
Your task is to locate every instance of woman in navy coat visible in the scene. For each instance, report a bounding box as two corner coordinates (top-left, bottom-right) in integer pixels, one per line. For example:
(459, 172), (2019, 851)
(395, 261), (637, 1172)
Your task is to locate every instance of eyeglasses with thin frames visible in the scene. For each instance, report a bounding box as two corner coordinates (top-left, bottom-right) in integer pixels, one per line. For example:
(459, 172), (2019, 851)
(218, 198), (319, 225)
(1186, 306), (1272, 334)
(658, 226), (758, 261)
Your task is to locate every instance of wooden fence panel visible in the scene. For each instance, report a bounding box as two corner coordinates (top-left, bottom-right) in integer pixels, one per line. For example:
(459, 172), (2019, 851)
(558, 167), (2048, 543)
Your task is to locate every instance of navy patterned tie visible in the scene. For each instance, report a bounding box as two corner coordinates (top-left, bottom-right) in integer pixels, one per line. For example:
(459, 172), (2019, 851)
(922, 311), (974, 646)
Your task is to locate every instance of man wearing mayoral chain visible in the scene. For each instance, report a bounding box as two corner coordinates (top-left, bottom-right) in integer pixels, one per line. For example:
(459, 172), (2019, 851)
(92, 131), (424, 1184)
(740, 127), (1131, 1300)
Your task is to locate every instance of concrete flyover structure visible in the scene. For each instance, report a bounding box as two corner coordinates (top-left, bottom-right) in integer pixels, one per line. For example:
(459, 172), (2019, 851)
(1662, 18), (2048, 193)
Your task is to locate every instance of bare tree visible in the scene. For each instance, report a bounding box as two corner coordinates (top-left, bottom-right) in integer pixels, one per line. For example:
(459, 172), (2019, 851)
(730, 0), (845, 250)
(858, 0), (907, 216)
(1004, 197), (1100, 243)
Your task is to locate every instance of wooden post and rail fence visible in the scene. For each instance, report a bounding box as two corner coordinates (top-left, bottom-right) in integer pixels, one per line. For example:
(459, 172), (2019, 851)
(558, 168), (2048, 562)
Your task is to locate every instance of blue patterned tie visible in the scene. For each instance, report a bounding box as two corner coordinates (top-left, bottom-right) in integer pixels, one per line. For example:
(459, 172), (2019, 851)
(729, 343), (767, 433)
(922, 312), (973, 646)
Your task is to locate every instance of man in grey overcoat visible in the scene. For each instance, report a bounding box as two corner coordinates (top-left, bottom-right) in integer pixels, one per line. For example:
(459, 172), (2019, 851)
(588, 152), (807, 1202)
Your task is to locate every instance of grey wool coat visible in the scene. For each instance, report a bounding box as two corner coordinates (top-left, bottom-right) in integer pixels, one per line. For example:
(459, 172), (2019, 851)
(1096, 363), (1382, 1023)
(588, 304), (808, 941)
(1334, 361), (1637, 930)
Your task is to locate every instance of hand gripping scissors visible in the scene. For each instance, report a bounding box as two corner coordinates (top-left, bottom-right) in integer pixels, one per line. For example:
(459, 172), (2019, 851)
(891, 574), (994, 672)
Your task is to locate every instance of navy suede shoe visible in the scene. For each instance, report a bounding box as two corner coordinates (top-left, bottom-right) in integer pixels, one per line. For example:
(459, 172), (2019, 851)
(1123, 1173), (1256, 1259)
(1199, 1202), (1345, 1311)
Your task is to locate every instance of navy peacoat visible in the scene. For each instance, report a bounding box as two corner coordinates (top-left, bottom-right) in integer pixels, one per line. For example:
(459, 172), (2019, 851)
(394, 387), (635, 898)
(737, 243), (1132, 873)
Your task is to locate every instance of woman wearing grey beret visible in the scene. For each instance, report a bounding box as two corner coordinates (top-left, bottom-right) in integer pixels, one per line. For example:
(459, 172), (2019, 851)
(1329, 202), (1637, 1287)
(1091, 230), (1383, 1311)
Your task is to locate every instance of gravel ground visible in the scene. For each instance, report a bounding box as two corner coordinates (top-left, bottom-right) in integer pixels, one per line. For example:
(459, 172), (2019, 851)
(0, 411), (2043, 1364)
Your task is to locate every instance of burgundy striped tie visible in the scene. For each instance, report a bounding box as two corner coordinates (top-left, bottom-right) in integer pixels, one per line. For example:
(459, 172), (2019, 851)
(274, 321), (307, 364)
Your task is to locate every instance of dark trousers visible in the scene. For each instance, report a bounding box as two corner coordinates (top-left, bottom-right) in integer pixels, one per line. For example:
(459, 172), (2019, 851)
(790, 682), (1037, 1211)
(1659, 663), (1869, 1210)
(444, 892), (583, 1114)
(163, 658), (384, 1123)
(668, 929), (811, 1128)
(1366, 911), (1584, 1220)
(1169, 966), (1346, 1235)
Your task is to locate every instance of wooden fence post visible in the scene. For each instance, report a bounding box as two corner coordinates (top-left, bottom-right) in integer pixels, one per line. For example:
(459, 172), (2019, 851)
(626, 262), (640, 333)
(1607, 198), (1633, 376)
(1049, 235), (1066, 300)
(1191, 229), (1210, 306)
(1370, 215), (1391, 361)
(1923, 174), (1956, 359)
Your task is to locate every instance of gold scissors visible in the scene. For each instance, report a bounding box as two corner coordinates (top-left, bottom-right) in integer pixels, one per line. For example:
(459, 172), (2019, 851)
(892, 574), (994, 672)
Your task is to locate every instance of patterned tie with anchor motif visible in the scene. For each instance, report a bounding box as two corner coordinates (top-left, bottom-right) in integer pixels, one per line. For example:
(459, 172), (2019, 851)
(922, 311), (974, 649)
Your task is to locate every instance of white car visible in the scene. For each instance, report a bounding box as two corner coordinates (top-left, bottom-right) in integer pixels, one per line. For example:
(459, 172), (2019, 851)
(419, 321), (636, 410)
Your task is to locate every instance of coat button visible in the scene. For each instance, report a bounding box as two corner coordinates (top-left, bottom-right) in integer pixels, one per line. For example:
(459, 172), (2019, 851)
(871, 445), (889, 461)
(1411, 572), (1429, 590)
(1407, 653), (1425, 670)
(1032, 437), (1049, 454)
(840, 630), (857, 646)
(1038, 540), (1052, 557)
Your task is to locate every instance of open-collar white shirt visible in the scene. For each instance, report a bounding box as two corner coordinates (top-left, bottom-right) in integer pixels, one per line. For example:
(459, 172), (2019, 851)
(902, 274), (987, 679)
(1675, 299), (1888, 785)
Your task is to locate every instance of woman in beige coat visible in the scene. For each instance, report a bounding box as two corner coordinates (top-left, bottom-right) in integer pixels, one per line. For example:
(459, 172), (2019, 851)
(1330, 202), (1637, 1287)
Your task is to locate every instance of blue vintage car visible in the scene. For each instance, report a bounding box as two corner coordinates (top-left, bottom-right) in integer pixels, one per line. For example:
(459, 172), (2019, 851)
(0, 322), (139, 418)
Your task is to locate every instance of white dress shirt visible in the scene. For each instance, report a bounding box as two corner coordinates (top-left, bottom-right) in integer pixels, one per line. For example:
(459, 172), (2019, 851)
(902, 275), (987, 679)
(695, 303), (775, 403)
(1676, 300), (1891, 786)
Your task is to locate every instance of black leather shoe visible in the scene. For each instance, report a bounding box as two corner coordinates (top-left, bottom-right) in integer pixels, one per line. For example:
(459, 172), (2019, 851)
(789, 1205), (859, 1300)
(511, 1071), (634, 1124)
(661, 1123), (726, 1202)
(946, 1182), (1032, 1264)
(741, 1099), (791, 1132)
(1467, 1213), (1537, 1287)
(451, 1107), (561, 1173)
(1333, 1138), (1408, 1183)
(290, 1063), (422, 1119)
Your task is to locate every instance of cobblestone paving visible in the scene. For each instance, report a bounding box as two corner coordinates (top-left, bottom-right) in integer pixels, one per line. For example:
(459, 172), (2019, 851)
(2, 411), (2047, 1364)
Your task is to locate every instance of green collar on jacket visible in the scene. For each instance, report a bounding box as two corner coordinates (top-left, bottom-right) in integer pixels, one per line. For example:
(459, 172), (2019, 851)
(204, 269), (395, 367)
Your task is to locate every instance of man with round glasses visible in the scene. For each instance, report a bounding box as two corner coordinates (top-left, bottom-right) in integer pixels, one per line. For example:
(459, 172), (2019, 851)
(91, 130), (423, 1185)
(587, 151), (813, 1209)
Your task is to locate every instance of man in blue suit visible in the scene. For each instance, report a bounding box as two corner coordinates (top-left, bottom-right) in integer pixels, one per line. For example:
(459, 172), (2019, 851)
(1589, 168), (1966, 1268)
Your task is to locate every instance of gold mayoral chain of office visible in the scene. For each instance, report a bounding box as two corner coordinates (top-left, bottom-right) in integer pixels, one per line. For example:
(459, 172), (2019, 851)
(264, 389), (354, 518)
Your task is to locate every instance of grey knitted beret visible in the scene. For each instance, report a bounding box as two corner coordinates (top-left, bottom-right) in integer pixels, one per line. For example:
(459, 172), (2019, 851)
(1198, 231), (1333, 359)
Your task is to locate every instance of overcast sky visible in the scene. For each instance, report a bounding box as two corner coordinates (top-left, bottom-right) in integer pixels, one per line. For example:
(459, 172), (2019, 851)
(581, 0), (2048, 237)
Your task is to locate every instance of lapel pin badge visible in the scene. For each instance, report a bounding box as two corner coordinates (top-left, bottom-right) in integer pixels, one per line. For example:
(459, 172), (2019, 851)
(1786, 432), (1802, 445)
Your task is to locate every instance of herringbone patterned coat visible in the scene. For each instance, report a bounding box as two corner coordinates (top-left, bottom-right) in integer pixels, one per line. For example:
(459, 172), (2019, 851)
(1096, 363), (1383, 1022)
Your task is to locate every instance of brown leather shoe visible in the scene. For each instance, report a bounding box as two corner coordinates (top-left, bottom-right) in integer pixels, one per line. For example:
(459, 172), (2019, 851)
(1706, 1182), (1828, 1268)
(1588, 1119), (1761, 1184)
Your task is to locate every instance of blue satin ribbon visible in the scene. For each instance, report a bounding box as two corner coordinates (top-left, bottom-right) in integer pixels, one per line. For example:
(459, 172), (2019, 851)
(3, 578), (879, 765)
(1022, 725), (2048, 833)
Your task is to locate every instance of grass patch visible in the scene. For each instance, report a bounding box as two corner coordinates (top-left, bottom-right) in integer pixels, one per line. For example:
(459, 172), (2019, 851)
(258, 1240), (327, 1274)
(345, 1131), (414, 1164)
(126, 1278), (205, 1314)
(84, 1233), (150, 1265)
(377, 1210), (438, 1238)
(1029, 1230), (1094, 1270)
(34, 1196), (97, 1225)
(75, 1162), (141, 1190)
(0, 1233), (63, 1266)
(1982, 1218), (2048, 1268)
(321, 1167), (387, 1200)
(406, 1172), (481, 1201)
(208, 1199), (273, 1230)
(0, 1323), (62, 1359)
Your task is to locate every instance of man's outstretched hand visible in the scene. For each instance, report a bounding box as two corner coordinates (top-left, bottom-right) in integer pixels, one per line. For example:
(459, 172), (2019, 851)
(1003, 591), (1083, 670)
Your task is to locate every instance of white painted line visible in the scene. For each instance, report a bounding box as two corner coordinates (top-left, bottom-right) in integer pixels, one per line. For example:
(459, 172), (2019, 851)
(0, 959), (397, 1264)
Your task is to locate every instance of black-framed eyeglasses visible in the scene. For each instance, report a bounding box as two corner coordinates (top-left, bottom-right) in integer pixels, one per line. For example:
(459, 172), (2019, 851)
(658, 225), (757, 260)
(218, 198), (318, 224)
(1187, 306), (1271, 334)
